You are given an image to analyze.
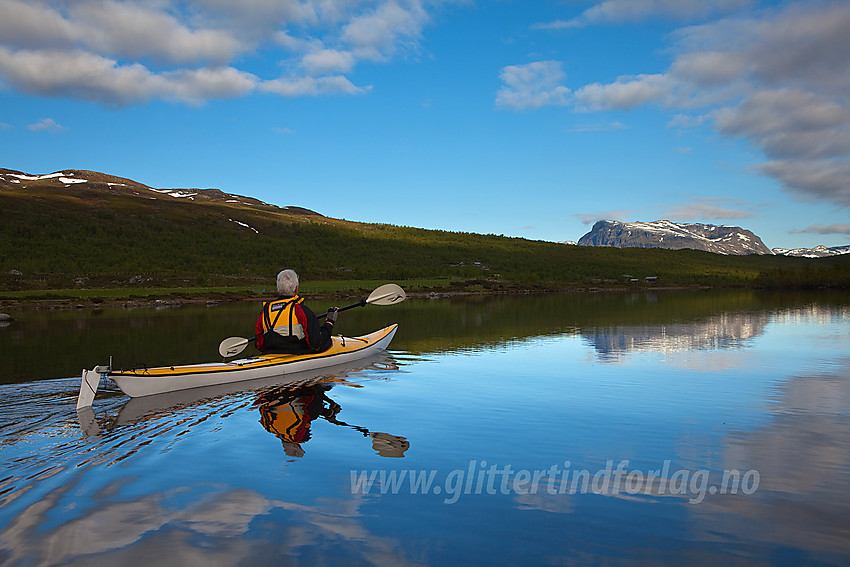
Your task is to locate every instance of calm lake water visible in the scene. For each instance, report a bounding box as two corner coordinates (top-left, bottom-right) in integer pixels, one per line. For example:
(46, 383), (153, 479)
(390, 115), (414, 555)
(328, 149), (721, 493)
(1, 290), (849, 566)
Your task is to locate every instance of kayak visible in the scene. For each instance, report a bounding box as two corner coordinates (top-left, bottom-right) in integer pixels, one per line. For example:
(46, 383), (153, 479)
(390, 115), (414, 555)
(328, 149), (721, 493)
(77, 324), (398, 408)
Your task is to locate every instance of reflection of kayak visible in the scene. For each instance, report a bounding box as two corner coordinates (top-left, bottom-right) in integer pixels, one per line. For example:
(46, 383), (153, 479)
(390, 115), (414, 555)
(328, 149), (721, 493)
(78, 324), (397, 406)
(111, 353), (396, 427)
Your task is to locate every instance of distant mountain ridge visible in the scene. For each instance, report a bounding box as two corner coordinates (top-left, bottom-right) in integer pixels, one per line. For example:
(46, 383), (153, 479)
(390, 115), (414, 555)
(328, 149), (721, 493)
(772, 245), (850, 258)
(578, 220), (773, 255)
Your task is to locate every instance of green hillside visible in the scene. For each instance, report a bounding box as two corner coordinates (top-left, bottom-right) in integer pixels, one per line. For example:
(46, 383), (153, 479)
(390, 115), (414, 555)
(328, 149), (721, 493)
(1, 169), (848, 301)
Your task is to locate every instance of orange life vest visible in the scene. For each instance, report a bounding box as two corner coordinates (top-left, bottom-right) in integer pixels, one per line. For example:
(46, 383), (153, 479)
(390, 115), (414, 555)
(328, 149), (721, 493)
(261, 296), (306, 349)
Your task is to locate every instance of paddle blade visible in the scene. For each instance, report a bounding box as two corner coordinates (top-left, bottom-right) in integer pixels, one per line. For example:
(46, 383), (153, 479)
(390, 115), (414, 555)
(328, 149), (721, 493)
(77, 368), (101, 409)
(370, 432), (410, 458)
(219, 336), (250, 357)
(366, 284), (406, 306)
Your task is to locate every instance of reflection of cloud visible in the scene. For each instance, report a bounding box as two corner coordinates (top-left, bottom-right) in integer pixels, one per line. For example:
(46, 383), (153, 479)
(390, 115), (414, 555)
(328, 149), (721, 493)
(667, 349), (755, 372)
(691, 358), (850, 557)
(514, 489), (576, 514)
(279, 496), (423, 567)
(0, 479), (421, 566)
(0, 481), (271, 564)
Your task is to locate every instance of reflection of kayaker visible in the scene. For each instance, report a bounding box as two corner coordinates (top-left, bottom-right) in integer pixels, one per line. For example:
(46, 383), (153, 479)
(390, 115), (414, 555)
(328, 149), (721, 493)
(256, 383), (409, 458)
(257, 384), (340, 457)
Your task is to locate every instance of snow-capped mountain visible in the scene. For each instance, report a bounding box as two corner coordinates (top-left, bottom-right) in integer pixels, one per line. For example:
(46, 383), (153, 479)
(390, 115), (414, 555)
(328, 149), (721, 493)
(772, 245), (850, 258)
(577, 220), (773, 255)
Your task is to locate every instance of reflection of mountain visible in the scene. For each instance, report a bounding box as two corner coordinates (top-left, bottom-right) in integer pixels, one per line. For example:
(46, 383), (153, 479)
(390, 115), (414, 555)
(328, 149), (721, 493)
(581, 311), (772, 360)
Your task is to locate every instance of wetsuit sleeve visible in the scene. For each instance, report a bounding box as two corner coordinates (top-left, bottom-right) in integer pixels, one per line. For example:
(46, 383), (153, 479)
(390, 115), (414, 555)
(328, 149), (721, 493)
(296, 303), (333, 351)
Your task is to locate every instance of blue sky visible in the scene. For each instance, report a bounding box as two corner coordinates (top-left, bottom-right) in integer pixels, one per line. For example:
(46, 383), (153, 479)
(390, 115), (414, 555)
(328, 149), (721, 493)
(1, 0), (849, 249)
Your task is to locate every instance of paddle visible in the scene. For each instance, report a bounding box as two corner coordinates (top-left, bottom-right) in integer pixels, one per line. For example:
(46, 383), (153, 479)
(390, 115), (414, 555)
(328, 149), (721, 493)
(218, 283), (406, 357)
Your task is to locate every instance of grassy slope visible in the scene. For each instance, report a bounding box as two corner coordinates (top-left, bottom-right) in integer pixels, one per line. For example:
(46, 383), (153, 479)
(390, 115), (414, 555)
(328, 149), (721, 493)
(1, 183), (848, 300)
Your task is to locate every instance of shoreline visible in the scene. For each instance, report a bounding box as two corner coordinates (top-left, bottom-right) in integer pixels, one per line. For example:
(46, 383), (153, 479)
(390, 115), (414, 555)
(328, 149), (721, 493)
(5, 278), (846, 314)
(0, 284), (724, 313)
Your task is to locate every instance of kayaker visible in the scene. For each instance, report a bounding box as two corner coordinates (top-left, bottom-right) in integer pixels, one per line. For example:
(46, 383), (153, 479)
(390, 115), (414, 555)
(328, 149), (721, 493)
(255, 269), (339, 353)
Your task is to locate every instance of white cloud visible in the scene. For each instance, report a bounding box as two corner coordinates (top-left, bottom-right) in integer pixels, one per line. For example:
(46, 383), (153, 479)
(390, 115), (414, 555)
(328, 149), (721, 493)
(0, 0), (78, 51)
(165, 67), (260, 104)
(535, 0), (754, 30)
(70, 1), (245, 64)
(0, 48), (257, 106)
(341, 0), (429, 61)
(190, 0), (316, 34)
(760, 159), (850, 208)
(261, 75), (370, 97)
(668, 51), (747, 86)
(664, 199), (754, 220)
(495, 61), (571, 110)
(668, 113), (709, 129)
(714, 88), (850, 160)
(27, 118), (66, 133)
(302, 49), (356, 75)
(792, 224), (850, 236)
(569, 120), (626, 132)
(573, 73), (673, 111)
(0, 0), (244, 64)
(0, 0), (451, 106)
(537, 1), (850, 209)
(574, 210), (631, 225)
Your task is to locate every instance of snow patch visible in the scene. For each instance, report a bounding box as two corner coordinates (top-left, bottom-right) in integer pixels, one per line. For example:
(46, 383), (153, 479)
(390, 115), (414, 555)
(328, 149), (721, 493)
(229, 218), (259, 234)
(149, 188), (198, 198)
(8, 172), (72, 181)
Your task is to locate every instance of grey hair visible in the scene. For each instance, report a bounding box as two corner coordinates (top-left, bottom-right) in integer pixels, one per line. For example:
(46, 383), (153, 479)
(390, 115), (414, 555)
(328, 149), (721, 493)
(276, 269), (299, 296)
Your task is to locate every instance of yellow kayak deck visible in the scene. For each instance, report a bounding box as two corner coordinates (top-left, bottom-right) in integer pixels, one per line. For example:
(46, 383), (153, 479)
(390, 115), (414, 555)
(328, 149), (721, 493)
(111, 325), (396, 379)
